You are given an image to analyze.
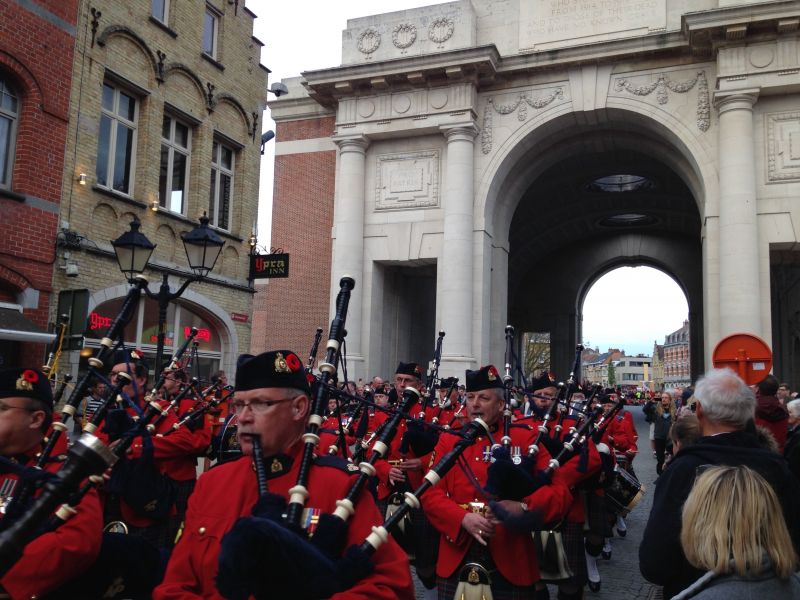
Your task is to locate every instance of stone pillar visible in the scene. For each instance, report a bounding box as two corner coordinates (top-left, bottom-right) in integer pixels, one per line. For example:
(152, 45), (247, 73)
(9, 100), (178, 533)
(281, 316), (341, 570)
(331, 134), (369, 376)
(715, 90), (761, 339)
(439, 123), (478, 375)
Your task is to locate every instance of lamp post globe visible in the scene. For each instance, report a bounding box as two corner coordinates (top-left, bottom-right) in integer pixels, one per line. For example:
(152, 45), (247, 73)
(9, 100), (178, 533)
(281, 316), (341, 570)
(111, 218), (156, 283)
(181, 213), (224, 279)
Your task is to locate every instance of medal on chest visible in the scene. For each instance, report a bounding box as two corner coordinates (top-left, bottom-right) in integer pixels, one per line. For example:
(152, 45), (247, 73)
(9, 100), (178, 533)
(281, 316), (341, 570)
(0, 478), (18, 515)
(482, 446), (493, 463)
(301, 507), (321, 537)
(511, 446), (522, 465)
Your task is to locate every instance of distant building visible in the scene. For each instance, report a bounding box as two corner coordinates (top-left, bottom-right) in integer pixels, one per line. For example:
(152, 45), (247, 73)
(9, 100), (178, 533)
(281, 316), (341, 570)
(651, 341), (665, 390)
(582, 348), (624, 386)
(663, 319), (691, 389)
(614, 354), (653, 389)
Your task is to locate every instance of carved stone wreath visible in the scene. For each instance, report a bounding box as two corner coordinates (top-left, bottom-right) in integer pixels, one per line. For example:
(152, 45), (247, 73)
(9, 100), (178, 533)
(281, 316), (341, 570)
(614, 71), (710, 132)
(392, 23), (417, 50)
(428, 17), (454, 46)
(357, 28), (381, 55)
(481, 88), (565, 154)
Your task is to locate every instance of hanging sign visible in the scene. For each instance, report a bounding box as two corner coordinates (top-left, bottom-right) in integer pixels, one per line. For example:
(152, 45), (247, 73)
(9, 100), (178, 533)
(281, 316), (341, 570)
(250, 253), (289, 279)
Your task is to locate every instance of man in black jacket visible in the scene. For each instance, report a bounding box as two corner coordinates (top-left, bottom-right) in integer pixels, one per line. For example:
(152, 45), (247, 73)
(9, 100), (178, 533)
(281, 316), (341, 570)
(639, 368), (800, 599)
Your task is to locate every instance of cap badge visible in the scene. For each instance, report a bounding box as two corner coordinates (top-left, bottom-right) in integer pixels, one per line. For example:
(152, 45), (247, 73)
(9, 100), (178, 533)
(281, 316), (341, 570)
(274, 352), (291, 374)
(487, 367), (498, 381)
(271, 458), (283, 473)
(15, 370), (38, 392)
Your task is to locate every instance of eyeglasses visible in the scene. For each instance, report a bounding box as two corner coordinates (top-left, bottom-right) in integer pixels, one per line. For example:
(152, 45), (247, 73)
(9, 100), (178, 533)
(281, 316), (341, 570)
(231, 397), (293, 415)
(0, 401), (35, 413)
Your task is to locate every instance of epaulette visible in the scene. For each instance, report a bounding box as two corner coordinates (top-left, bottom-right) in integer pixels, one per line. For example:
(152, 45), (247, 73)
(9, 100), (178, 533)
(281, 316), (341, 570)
(314, 454), (361, 474)
(510, 422), (533, 430)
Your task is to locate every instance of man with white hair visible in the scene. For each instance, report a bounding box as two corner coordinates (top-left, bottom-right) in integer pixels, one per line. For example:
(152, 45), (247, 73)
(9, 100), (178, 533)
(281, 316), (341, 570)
(639, 368), (800, 599)
(785, 398), (800, 480)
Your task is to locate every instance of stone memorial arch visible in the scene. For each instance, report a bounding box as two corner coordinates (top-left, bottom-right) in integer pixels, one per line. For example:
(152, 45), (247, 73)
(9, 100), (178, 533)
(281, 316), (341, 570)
(265, 0), (800, 384)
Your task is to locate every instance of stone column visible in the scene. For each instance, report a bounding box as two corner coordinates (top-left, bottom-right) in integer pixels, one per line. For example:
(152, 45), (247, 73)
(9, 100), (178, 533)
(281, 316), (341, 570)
(331, 134), (369, 376)
(439, 123), (478, 375)
(715, 90), (761, 338)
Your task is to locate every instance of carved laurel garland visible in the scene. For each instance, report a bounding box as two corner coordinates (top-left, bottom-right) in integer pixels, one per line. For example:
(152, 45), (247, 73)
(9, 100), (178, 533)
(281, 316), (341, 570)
(428, 17), (455, 46)
(481, 88), (565, 154)
(614, 71), (710, 132)
(357, 28), (381, 55)
(392, 23), (417, 50)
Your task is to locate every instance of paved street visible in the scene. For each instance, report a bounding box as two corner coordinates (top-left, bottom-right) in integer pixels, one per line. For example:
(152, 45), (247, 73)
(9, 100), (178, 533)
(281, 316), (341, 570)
(415, 406), (663, 599)
(588, 407), (662, 600)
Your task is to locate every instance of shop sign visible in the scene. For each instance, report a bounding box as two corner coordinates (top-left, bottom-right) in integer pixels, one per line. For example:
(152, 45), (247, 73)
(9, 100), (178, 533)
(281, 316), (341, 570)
(250, 253), (289, 279)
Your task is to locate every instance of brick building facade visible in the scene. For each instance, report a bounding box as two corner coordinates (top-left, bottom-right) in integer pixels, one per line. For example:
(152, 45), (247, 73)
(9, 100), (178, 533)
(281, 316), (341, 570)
(0, 0), (78, 368)
(52, 0), (268, 377)
(663, 319), (691, 390)
(254, 86), (336, 357)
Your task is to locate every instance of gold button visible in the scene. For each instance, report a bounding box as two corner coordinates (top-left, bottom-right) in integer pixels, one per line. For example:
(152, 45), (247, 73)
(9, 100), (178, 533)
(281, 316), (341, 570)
(198, 527), (206, 535)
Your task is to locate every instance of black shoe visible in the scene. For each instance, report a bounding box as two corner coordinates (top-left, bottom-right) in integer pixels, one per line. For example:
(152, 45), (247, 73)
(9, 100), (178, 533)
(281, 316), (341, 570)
(588, 580), (601, 592)
(601, 549), (611, 560)
(617, 528), (627, 538)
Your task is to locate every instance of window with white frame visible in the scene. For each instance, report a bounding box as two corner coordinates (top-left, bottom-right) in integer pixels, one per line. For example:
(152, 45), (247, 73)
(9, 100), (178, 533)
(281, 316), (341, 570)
(151, 0), (169, 23)
(96, 82), (137, 195)
(159, 114), (191, 214)
(0, 77), (18, 190)
(209, 140), (233, 231)
(202, 7), (219, 59)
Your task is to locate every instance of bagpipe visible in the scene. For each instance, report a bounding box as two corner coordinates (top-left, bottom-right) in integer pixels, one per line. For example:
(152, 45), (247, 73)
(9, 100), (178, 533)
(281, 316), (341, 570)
(213, 279), (486, 599)
(0, 273), (225, 574)
(0, 276), (154, 574)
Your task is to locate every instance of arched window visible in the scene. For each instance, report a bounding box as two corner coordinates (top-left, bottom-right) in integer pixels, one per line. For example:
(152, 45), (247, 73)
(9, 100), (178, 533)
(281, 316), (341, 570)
(0, 76), (19, 190)
(84, 296), (223, 378)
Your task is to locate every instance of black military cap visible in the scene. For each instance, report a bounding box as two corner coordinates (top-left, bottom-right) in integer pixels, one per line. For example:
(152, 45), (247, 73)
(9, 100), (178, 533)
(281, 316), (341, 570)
(440, 376), (458, 389)
(465, 365), (503, 392)
(0, 367), (53, 408)
(526, 371), (559, 394)
(235, 350), (310, 394)
(395, 361), (423, 379)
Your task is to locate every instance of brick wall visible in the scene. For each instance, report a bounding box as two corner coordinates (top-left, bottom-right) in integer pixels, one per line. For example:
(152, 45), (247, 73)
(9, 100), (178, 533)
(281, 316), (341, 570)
(253, 117), (336, 357)
(49, 0), (268, 376)
(0, 0), (77, 367)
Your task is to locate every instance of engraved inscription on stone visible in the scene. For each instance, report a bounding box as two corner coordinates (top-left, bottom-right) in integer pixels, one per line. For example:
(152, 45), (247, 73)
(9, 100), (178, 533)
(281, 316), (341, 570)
(766, 112), (800, 183)
(376, 150), (440, 210)
(520, 0), (666, 51)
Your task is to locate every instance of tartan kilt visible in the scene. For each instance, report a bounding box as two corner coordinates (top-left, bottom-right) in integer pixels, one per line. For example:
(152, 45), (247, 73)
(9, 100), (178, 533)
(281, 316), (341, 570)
(558, 520), (587, 586)
(436, 543), (537, 600)
(584, 491), (607, 538)
(168, 478), (196, 547)
(411, 507), (439, 588)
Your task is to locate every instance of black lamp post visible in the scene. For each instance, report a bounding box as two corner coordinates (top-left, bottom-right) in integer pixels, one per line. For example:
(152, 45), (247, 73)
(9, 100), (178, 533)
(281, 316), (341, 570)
(112, 213), (224, 372)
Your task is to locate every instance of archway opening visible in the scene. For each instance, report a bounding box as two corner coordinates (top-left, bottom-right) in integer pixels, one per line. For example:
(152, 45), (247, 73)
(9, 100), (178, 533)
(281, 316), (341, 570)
(580, 266), (689, 391)
(497, 111), (704, 381)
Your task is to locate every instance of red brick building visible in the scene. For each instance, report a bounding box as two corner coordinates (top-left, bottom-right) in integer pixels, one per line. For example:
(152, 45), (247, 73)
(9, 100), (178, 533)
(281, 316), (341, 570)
(663, 319), (691, 389)
(0, 0), (77, 367)
(253, 105), (336, 356)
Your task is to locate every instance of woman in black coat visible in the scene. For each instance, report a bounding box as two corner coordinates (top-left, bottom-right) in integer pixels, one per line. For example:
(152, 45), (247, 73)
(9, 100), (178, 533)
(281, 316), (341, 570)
(643, 392), (676, 474)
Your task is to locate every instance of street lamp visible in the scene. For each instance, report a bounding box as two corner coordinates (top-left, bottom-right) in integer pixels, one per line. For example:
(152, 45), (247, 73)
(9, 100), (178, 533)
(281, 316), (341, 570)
(181, 213), (224, 278)
(112, 213), (225, 372)
(111, 218), (156, 283)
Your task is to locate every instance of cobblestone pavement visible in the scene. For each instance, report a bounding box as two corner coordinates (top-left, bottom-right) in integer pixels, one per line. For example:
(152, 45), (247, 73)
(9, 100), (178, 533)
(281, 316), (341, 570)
(414, 408), (664, 599)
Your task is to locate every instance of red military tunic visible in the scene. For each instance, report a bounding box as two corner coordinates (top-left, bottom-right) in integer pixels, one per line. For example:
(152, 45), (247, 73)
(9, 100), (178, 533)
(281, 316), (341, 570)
(600, 410), (638, 459)
(422, 423), (573, 586)
(372, 400), (435, 500)
(99, 396), (211, 527)
(0, 448), (103, 599)
(154, 441), (415, 600)
(521, 414), (602, 523)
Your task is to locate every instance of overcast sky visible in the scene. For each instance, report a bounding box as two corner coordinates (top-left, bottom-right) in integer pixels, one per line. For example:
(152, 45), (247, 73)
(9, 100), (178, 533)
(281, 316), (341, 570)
(250, 1), (691, 355)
